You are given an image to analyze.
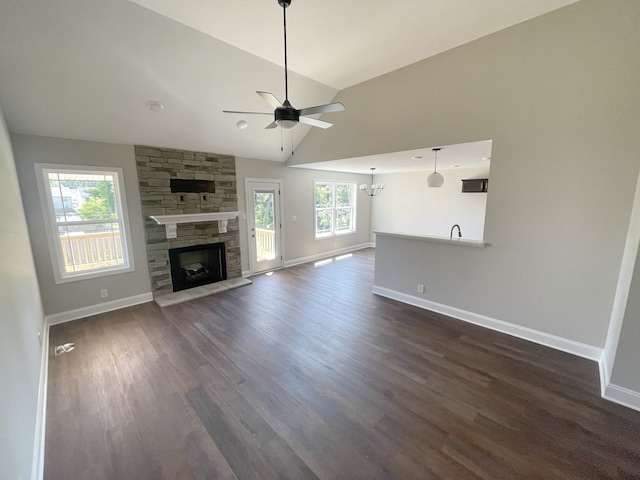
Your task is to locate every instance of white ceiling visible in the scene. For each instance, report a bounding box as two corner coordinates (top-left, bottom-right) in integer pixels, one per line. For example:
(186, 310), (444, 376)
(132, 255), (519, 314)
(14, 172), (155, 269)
(293, 140), (493, 175)
(129, 0), (578, 91)
(0, 0), (577, 168)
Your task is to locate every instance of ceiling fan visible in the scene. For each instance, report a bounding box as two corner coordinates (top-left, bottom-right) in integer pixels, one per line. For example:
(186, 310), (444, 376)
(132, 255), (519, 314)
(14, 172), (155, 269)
(223, 0), (345, 130)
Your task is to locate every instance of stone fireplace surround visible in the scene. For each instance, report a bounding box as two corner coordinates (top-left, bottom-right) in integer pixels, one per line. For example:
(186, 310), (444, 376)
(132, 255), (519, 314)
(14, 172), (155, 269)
(135, 145), (241, 298)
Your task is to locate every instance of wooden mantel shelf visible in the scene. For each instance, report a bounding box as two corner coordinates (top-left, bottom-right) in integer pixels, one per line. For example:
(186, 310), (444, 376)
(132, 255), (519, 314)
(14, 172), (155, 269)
(149, 212), (240, 238)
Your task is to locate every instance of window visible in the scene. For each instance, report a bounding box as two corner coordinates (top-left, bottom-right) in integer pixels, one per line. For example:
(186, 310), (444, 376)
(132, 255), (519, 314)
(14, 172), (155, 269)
(35, 164), (134, 283)
(314, 181), (356, 238)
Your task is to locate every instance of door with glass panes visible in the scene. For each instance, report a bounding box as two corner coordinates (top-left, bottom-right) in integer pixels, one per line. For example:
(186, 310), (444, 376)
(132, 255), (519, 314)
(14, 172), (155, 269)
(246, 180), (283, 273)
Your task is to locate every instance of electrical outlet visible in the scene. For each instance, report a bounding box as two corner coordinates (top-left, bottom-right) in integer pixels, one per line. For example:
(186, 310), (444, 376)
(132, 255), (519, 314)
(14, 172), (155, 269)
(291, 215), (297, 222)
(100, 289), (109, 298)
(417, 284), (425, 294)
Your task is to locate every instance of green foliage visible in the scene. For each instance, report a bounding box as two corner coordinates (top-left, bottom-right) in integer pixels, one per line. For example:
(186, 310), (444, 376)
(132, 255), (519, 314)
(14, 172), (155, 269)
(87, 181), (116, 212)
(78, 197), (112, 221)
(77, 180), (117, 221)
(314, 182), (356, 235)
(335, 184), (352, 206)
(254, 192), (274, 230)
(315, 183), (332, 208)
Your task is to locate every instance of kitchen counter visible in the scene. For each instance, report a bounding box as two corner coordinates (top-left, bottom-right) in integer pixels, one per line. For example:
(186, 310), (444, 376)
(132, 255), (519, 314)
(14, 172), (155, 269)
(373, 231), (488, 248)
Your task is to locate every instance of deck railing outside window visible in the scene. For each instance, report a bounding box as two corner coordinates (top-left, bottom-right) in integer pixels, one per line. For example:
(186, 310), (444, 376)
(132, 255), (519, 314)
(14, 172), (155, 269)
(59, 231), (124, 272)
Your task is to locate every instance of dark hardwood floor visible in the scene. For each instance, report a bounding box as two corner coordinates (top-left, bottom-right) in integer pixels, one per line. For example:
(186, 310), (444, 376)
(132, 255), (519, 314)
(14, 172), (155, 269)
(45, 248), (640, 479)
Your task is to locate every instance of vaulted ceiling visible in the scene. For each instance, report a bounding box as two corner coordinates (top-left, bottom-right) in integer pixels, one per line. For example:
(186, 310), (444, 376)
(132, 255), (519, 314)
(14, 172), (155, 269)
(0, 0), (577, 165)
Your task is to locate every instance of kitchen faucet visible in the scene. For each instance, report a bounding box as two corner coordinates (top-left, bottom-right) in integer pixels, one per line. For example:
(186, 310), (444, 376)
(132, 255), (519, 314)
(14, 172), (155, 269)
(450, 224), (462, 239)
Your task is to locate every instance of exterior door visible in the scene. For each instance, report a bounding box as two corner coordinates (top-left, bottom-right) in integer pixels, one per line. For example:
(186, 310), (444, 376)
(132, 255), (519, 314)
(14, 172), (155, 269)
(247, 180), (283, 274)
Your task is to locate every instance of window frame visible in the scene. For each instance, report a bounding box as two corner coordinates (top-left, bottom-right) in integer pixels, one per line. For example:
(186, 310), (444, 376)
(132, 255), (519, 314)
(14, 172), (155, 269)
(34, 163), (135, 284)
(314, 180), (357, 239)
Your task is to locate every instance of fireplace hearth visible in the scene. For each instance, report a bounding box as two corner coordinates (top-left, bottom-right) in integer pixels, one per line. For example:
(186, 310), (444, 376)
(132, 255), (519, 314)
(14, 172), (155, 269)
(169, 243), (226, 292)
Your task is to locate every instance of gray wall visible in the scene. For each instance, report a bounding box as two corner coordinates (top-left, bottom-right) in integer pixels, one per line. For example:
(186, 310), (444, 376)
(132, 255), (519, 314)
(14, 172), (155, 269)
(235, 158), (372, 273)
(0, 109), (44, 479)
(289, 0), (640, 349)
(611, 239), (640, 391)
(12, 134), (151, 316)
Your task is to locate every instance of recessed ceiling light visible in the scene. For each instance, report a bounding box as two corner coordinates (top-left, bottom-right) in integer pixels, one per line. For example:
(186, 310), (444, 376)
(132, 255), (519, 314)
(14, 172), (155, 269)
(236, 120), (248, 129)
(411, 155), (423, 160)
(146, 101), (164, 112)
(482, 156), (491, 161)
(450, 164), (461, 168)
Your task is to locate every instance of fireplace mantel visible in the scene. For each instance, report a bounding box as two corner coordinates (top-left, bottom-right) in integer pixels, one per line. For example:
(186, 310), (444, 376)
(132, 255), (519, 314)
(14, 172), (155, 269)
(149, 212), (240, 238)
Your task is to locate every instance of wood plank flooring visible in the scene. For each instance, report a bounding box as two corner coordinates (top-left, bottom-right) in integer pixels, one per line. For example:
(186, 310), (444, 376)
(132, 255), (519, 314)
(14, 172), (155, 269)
(45, 248), (640, 479)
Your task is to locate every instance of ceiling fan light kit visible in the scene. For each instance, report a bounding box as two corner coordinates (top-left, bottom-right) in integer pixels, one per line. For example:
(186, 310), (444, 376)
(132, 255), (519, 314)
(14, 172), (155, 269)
(427, 148), (444, 188)
(360, 167), (385, 197)
(223, 0), (345, 132)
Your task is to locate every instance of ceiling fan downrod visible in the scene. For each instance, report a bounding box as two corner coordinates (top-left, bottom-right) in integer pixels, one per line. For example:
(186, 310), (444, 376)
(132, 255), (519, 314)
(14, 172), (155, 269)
(222, 0), (345, 132)
(279, 0), (291, 105)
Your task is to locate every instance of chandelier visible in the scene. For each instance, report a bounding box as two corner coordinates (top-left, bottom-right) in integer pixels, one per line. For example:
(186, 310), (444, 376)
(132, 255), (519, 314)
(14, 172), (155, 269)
(359, 167), (385, 197)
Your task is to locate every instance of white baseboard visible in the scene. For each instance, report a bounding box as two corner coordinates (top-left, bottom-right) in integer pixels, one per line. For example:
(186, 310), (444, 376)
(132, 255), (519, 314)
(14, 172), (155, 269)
(45, 292), (153, 326)
(31, 320), (49, 480)
(284, 243), (374, 269)
(598, 356), (608, 397)
(603, 383), (640, 413)
(242, 269), (251, 278)
(372, 285), (603, 362)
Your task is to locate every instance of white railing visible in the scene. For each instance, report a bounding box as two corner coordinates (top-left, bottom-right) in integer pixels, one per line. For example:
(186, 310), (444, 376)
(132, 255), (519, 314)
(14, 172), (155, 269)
(60, 231), (124, 271)
(256, 228), (275, 261)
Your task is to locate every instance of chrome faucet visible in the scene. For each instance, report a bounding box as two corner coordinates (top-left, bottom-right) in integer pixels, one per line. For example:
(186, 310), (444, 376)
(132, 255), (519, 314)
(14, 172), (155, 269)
(450, 224), (462, 239)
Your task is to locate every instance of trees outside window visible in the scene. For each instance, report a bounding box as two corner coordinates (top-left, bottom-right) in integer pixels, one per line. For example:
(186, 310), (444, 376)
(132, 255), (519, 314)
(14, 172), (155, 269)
(314, 181), (356, 238)
(35, 164), (134, 283)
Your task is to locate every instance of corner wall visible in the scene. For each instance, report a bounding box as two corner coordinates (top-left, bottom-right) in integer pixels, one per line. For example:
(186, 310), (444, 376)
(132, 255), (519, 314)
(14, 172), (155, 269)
(235, 158), (373, 274)
(0, 109), (45, 479)
(12, 134), (152, 317)
(290, 0), (640, 349)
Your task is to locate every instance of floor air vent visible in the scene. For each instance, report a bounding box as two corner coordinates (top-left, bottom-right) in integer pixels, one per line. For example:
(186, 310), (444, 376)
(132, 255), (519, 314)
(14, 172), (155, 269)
(54, 342), (75, 356)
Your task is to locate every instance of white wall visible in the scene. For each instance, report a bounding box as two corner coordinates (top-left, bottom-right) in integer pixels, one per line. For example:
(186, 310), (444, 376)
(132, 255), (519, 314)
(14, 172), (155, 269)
(0, 108), (45, 479)
(372, 167), (489, 241)
(288, 0), (640, 350)
(12, 134), (152, 316)
(235, 158), (372, 273)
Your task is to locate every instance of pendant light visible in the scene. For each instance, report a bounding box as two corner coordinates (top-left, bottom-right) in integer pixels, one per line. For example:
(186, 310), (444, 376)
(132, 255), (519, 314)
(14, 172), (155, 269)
(359, 167), (384, 197)
(427, 147), (444, 188)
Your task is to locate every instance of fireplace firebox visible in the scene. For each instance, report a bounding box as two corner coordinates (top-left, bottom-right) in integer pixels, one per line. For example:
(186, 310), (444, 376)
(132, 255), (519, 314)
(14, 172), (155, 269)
(168, 242), (227, 292)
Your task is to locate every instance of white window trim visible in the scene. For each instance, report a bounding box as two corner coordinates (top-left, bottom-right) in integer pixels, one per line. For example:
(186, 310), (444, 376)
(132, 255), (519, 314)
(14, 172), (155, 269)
(314, 180), (357, 239)
(34, 163), (136, 284)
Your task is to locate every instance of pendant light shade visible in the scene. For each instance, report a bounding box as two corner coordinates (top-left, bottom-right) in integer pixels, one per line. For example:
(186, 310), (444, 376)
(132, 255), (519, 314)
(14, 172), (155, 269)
(359, 167), (384, 196)
(427, 148), (444, 188)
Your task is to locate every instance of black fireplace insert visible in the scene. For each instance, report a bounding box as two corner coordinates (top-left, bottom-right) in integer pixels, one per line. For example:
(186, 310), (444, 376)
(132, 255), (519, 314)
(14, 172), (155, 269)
(168, 242), (226, 292)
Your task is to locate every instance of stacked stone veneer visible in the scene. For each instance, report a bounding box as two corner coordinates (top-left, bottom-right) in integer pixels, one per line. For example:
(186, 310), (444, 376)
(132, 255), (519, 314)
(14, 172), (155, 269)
(134, 145), (240, 297)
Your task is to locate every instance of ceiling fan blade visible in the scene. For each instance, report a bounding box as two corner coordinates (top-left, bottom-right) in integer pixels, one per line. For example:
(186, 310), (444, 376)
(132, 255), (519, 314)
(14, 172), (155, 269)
(298, 102), (345, 116)
(223, 110), (272, 115)
(257, 91), (283, 108)
(265, 121), (278, 129)
(299, 116), (332, 129)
